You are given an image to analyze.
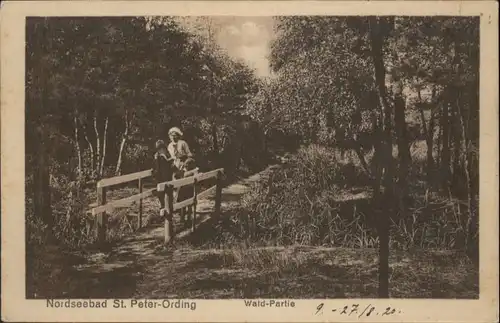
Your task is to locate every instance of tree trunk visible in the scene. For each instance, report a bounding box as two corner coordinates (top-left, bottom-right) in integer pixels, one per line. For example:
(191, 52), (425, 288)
(440, 98), (451, 192)
(211, 120), (219, 165)
(371, 112), (384, 202)
(93, 111), (101, 177)
(33, 18), (53, 229)
(427, 109), (436, 186)
(394, 86), (410, 201)
(456, 94), (475, 232)
(369, 16), (394, 299)
(452, 40), (477, 262)
(115, 110), (129, 176)
(73, 113), (82, 179)
(33, 127), (53, 228)
(463, 93), (478, 262)
(83, 126), (95, 172)
(436, 118), (443, 168)
(417, 90), (429, 139)
(99, 116), (108, 177)
(468, 84), (479, 201)
(451, 106), (462, 197)
(115, 141), (127, 174)
(417, 88), (436, 185)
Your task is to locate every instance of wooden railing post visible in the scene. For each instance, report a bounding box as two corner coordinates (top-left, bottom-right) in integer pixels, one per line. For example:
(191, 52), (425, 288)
(164, 184), (175, 244)
(214, 170), (223, 219)
(180, 203), (186, 227)
(251, 215), (257, 240)
(192, 178), (198, 233)
(96, 186), (107, 245)
(138, 177), (143, 229)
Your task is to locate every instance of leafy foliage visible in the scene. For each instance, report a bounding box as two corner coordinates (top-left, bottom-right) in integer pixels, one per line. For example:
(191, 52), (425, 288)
(26, 16), (265, 247)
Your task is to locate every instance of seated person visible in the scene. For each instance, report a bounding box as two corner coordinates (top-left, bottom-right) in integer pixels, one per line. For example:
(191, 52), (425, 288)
(167, 127), (195, 178)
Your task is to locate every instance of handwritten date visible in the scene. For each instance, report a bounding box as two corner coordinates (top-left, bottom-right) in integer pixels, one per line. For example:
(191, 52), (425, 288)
(315, 303), (402, 317)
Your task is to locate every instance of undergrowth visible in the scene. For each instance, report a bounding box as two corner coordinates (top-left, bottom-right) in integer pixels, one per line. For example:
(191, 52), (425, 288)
(201, 144), (478, 254)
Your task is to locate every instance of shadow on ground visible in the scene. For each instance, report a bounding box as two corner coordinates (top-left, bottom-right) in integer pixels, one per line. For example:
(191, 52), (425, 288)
(133, 244), (478, 299)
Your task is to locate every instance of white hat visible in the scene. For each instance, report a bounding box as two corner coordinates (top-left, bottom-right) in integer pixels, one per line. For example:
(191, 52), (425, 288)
(168, 127), (183, 136)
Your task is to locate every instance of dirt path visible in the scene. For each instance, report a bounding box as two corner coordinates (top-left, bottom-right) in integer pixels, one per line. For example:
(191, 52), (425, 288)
(65, 165), (279, 298)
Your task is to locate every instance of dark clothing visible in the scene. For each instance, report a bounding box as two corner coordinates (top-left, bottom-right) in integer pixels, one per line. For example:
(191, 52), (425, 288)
(153, 153), (172, 209)
(153, 150), (197, 211)
(154, 152), (172, 181)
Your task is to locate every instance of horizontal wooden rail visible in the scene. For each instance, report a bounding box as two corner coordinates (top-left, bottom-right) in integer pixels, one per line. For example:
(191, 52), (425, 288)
(174, 197), (195, 211)
(196, 168), (223, 182)
(97, 169), (153, 188)
(90, 166), (223, 247)
(160, 184), (217, 214)
(158, 176), (195, 192)
(157, 168), (223, 192)
(197, 184), (217, 200)
(91, 188), (155, 215)
(184, 167), (200, 177)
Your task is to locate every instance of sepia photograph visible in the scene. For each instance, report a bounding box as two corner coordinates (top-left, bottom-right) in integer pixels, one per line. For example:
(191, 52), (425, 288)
(24, 14), (480, 299)
(1, 1), (498, 322)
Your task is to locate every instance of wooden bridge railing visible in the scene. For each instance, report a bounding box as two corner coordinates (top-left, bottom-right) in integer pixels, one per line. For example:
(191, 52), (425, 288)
(157, 168), (224, 243)
(89, 167), (223, 245)
(90, 169), (154, 244)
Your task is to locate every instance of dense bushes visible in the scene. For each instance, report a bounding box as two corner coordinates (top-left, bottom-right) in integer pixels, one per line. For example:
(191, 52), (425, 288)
(216, 145), (478, 253)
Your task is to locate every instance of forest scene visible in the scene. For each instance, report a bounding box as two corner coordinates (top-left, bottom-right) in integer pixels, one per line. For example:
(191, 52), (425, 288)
(26, 16), (479, 299)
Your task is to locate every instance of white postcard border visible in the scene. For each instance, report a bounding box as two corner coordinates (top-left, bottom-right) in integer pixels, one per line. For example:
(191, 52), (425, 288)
(1, 1), (498, 322)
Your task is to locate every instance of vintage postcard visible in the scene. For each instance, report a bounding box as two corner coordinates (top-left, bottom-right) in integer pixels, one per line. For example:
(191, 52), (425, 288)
(1, 1), (498, 322)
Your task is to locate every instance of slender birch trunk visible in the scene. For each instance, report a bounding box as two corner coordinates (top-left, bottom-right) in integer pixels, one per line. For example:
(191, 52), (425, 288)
(457, 97), (473, 209)
(115, 110), (129, 176)
(93, 111), (101, 176)
(83, 125), (95, 172)
(73, 112), (82, 179)
(99, 116), (109, 177)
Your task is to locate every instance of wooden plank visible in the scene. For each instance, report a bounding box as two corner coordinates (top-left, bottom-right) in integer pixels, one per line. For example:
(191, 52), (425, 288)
(184, 167), (200, 177)
(192, 178), (198, 233)
(174, 197), (195, 211)
(165, 185), (175, 244)
(196, 168), (223, 182)
(97, 169), (153, 188)
(159, 196), (196, 215)
(197, 185), (217, 200)
(214, 170), (223, 219)
(96, 187), (107, 244)
(169, 175), (195, 189)
(159, 184), (216, 215)
(91, 189), (155, 215)
(157, 168), (223, 191)
(157, 175), (195, 192)
(138, 178), (143, 229)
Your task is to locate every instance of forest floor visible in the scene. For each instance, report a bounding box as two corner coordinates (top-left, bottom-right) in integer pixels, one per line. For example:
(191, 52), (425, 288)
(29, 165), (478, 299)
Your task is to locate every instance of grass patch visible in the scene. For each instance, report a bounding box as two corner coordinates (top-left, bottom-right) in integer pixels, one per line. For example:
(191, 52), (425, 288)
(214, 144), (478, 253)
(134, 245), (478, 299)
